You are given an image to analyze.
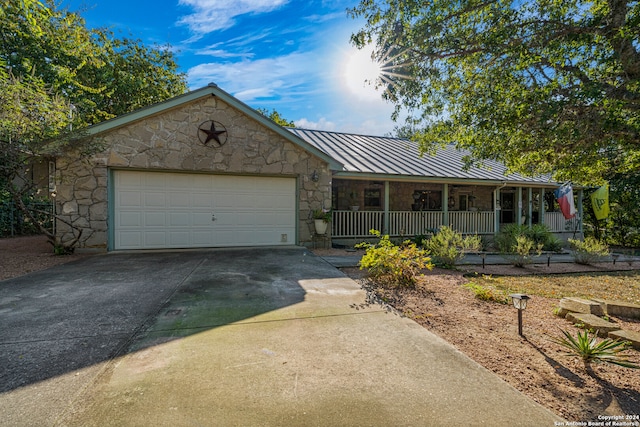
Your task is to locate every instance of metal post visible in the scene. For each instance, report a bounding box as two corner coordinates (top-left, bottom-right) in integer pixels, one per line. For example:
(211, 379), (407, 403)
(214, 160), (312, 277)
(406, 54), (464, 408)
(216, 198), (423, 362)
(517, 309), (523, 336)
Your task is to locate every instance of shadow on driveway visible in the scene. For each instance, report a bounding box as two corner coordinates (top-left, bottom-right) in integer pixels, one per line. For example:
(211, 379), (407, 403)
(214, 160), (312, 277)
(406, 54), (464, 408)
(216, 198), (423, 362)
(0, 248), (333, 394)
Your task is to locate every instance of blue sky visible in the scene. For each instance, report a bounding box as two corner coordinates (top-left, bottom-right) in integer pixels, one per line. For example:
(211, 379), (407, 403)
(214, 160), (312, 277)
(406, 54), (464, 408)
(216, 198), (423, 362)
(62, 0), (397, 135)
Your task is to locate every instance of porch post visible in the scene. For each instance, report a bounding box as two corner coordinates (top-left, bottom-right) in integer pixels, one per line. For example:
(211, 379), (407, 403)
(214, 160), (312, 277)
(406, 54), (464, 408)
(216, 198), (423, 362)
(527, 187), (533, 227)
(540, 188), (545, 225)
(577, 188), (584, 234)
(494, 187), (500, 234)
(443, 183), (449, 226)
(383, 181), (390, 234)
(517, 187), (523, 225)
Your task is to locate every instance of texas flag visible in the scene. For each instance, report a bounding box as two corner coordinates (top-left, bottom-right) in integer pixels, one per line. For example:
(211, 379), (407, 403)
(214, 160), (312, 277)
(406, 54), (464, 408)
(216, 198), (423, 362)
(554, 184), (576, 219)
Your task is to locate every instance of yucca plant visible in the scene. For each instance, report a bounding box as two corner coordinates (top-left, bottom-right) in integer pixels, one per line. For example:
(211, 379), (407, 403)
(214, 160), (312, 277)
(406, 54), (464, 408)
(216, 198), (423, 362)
(551, 329), (639, 373)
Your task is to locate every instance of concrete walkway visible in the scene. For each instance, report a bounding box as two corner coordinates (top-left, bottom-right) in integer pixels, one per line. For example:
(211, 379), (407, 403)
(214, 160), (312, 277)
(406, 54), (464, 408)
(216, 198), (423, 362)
(0, 248), (562, 426)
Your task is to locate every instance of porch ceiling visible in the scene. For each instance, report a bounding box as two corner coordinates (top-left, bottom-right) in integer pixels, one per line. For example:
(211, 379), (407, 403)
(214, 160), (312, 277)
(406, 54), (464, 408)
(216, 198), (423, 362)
(287, 128), (556, 186)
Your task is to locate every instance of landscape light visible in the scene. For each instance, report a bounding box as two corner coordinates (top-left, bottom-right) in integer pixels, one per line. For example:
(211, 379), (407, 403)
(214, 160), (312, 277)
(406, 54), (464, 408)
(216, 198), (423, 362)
(509, 294), (530, 337)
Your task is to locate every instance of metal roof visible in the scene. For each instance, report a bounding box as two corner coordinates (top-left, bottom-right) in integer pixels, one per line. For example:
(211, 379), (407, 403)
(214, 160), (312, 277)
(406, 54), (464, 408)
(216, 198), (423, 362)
(287, 128), (556, 186)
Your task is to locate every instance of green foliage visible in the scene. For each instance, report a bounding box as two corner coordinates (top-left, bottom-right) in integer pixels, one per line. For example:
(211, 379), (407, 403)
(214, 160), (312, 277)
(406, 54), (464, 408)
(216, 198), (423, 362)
(349, 0), (640, 184)
(0, 0), (187, 252)
(358, 229), (433, 287)
(424, 226), (481, 268)
(463, 281), (508, 304)
(569, 237), (610, 265)
(551, 329), (639, 370)
(495, 224), (562, 253)
(506, 235), (544, 268)
(583, 171), (640, 248)
(312, 209), (331, 222)
(257, 108), (296, 127)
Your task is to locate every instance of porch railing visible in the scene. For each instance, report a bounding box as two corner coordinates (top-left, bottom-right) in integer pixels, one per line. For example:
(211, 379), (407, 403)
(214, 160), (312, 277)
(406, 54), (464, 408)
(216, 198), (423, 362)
(331, 210), (495, 238)
(448, 211), (495, 234)
(544, 212), (581, 233)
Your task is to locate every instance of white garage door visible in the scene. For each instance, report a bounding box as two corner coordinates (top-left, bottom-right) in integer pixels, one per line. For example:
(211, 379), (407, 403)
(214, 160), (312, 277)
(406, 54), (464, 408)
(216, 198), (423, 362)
(113, 170), (296, 250)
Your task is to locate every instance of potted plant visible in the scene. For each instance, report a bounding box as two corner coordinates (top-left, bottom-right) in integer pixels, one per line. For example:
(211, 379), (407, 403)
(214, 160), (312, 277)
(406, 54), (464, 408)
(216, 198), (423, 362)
(312, 209), (331, 235)
(349, 191), (359, 211)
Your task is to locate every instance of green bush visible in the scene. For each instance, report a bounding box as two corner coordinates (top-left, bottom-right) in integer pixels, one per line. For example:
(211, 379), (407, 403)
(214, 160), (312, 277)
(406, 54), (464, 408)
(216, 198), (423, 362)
(551, 329), (639, 371)
(569, 237), (610, 265)
(463, 281), (508, 304)
(357, 229), (433, 287)
(424, 226), (481, 268)
(495, 223), (563, 253)
(505, 235), (544, 267)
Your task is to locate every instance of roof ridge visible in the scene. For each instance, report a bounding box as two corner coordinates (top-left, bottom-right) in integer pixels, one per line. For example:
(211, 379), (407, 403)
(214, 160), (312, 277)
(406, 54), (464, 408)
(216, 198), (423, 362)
(287, 127), (410, 142)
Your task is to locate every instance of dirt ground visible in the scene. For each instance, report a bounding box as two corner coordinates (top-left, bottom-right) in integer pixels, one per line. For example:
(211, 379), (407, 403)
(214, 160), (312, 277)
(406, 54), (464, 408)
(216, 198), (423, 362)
(319, 245), (640, 423)
(0, 235), (90, 281)
(2, 237), (639, 423)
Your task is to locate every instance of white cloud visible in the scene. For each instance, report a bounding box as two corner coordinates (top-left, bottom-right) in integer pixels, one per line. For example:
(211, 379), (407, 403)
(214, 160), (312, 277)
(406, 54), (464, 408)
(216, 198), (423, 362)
(178, 0), (289, 36)
(186, 52), (319, 98)
(294, 118), (337, 131)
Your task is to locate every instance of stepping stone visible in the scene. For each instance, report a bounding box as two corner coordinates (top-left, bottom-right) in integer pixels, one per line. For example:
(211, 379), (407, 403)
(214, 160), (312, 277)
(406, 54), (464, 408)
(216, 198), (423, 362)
(593, 299), (640, 320)
(565, 312), (621, 337)
(608, 330), (640, 351)
(559, 297), (604, 316)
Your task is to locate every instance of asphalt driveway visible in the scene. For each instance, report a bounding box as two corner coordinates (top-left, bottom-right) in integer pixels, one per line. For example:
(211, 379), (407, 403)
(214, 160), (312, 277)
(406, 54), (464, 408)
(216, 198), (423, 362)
(0, 248), (562, 426)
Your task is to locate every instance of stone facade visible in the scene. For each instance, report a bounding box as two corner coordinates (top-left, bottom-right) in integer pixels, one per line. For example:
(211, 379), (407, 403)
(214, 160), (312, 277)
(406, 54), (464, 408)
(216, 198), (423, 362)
(53, 95), (330, 250)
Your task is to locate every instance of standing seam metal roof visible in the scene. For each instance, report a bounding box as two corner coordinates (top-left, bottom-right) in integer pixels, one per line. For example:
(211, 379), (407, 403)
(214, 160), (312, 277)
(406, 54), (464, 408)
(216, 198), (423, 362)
(287, 128), (555, 185)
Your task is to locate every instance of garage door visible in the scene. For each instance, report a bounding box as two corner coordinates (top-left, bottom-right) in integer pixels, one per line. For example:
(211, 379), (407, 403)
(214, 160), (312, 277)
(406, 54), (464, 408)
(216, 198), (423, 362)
(113, 170), (296, 250)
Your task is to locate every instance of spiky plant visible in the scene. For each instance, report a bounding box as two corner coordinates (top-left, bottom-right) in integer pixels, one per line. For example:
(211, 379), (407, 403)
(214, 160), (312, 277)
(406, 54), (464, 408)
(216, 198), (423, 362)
(551, 329), (639, 373)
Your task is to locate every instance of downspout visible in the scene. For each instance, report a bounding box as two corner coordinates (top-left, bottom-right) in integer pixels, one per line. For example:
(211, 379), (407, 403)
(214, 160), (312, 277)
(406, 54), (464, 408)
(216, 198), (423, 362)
(540, 188), (546, 226)
(527, 187), (533, 227)
(517, 187), (523, 225)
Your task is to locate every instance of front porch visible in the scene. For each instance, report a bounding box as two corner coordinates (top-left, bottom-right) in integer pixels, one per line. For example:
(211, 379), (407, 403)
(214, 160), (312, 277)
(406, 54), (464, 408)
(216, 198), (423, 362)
(328, 178), (582, 242)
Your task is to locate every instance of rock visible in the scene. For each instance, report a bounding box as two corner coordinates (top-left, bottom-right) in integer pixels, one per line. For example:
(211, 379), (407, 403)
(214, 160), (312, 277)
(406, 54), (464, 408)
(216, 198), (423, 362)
(559, 297), (604, 316)
(608, 330), (640, 350)
(565, 312), (621, 337)
(592, 299), (640, 320)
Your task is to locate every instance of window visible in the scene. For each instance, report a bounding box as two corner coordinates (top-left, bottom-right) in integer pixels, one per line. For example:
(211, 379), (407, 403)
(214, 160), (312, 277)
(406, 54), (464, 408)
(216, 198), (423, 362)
(413, 190), (442, 211)
(364, 188), (381, 208)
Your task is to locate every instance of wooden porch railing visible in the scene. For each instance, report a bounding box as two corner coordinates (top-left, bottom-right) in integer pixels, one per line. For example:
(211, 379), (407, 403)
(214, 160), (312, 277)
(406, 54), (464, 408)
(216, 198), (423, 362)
(448, 211), (495, 234)
(331, 210), (495, 238)
(544, 212), (580, 233)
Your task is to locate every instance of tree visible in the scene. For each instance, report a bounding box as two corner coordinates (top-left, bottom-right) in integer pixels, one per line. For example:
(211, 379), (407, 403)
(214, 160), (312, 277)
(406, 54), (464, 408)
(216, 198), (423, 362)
(257, 108), (296, 127)
(0, 0), (187, 251)
(349, 0), (640, 184)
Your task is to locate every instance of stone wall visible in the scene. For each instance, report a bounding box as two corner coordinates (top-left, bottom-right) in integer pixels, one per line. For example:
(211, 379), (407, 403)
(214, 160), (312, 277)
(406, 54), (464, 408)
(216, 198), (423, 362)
(54, 95), (330, 250)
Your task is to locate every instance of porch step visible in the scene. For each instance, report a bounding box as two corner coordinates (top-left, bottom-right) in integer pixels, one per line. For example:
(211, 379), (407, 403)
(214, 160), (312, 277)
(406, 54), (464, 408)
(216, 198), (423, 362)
(608, 330), (640, 351)
(565, 312), (621, 337)
(592, 299), (640, 320)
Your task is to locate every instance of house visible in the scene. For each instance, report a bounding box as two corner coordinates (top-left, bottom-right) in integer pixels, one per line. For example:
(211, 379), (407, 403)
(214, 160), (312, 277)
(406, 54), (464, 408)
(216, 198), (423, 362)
(51, 84), (582, 251)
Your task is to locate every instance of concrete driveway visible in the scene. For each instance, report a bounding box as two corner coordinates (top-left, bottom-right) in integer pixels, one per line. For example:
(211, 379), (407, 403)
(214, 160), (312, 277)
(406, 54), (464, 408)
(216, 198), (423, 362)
(0, 248), (562, 426)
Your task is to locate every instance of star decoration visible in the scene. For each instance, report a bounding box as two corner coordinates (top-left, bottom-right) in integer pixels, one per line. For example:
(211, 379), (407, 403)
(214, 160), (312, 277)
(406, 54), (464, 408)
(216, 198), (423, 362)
(198, 120), (228, 146)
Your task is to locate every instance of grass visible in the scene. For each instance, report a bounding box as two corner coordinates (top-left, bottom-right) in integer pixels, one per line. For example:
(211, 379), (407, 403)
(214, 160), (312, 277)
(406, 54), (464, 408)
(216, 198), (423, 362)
(470, 271), (640, 304)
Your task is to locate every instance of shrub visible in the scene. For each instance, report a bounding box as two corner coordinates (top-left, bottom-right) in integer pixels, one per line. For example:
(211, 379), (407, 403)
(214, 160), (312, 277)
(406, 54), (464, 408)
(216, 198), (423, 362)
(357, 229), (433, 287)
(424, 226), (481, 268)
(569, 237), (610, 265)
(495, 223), (563, 253)
(504, 235), (543, 267)
(550, 329), (639, 372)
(463, 281), (508, 304)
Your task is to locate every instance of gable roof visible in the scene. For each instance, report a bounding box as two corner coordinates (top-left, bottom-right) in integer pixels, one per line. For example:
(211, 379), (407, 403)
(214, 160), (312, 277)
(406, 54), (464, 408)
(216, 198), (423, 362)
(83, 84), (342, 170)
(287, 128), (557, 187)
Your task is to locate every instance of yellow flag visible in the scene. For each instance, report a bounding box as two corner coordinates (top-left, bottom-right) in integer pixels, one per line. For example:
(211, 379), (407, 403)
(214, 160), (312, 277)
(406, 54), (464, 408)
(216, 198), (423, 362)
(590, 183), (609, 220)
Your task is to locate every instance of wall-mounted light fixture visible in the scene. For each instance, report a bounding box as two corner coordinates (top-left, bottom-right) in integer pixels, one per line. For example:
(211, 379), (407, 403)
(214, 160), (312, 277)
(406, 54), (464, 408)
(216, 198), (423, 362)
(311, 170), (319, 182)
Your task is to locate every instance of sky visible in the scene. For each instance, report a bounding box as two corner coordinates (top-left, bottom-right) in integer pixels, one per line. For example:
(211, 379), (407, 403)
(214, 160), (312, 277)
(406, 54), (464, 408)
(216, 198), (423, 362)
(61, 0), (398, 136)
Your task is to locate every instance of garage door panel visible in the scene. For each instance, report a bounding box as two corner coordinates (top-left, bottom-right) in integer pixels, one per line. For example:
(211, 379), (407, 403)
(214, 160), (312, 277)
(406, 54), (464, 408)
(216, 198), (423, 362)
(145, 212), (166, 227)
(168, 212), (190, 227)
(119, 212), (141, 227)
(114, 171), (296, 249)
